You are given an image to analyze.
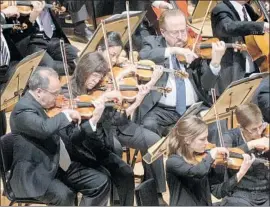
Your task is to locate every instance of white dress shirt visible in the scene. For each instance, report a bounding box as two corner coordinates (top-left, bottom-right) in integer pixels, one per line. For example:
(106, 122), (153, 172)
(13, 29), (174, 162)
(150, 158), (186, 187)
(159, 55), (199, 107)
(230, 0), (254, 73)
(36, 9), (56, 32)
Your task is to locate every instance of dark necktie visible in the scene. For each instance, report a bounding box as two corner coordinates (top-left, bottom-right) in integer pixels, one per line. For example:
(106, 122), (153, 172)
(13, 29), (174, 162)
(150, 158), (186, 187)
(171, 55), (186, 115)
(40, 9), (53, 38)
(242, 6), (249, 21)
(0, 33), (10, 66)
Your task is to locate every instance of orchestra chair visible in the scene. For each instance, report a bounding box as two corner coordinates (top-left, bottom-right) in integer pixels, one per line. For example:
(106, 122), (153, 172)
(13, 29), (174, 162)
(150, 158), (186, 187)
(0, 133), (78, 206)
(135, 178), (159, 206)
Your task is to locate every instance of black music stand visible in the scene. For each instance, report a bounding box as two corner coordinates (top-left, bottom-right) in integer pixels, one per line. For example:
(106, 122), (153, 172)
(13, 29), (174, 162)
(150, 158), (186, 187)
(79, 11), (146, 60)
(0, 50), (45, 111)
(201, 73), (269, 124)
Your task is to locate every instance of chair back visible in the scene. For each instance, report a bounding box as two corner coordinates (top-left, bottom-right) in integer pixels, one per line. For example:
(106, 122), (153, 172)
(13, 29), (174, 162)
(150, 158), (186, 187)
(135, 179), (159, 206)
(0, 133), (15, 201)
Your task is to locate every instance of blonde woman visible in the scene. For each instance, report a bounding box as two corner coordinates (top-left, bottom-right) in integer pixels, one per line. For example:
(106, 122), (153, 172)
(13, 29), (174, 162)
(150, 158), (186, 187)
(166, 116), (254, 206)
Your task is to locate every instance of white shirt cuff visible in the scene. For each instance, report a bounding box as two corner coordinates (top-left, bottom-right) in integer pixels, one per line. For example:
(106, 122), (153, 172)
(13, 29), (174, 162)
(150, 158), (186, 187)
(89, 119), (97, 132)
(210, 63), (221, 76)
(165, 48), (171, 58)
(62, 112), (72, 122)
(152, 1), (162, 8)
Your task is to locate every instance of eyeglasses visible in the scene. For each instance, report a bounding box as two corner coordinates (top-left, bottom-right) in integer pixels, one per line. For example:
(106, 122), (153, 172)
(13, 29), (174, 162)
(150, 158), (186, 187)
(165, 29), (187, 38)
(242, 122), (267, 134)
(42, 88), (61, 97)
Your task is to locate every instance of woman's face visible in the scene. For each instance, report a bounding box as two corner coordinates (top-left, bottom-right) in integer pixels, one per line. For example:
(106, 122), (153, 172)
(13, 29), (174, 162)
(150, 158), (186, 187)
(188, 130), (209, 153)
(85, 72), (103, 90)
(102, 46), (122, 66)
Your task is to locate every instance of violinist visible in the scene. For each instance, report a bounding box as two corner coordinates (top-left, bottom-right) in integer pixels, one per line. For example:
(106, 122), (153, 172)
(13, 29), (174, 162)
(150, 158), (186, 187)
(212, 103), (269, 206)
(9, 67), (111, 205)
(63, 32), (167, 204)
(211, 0), (270, 94)
(5, 0), (78, 75)
(166, 116), (253, 206)
(138, 9), (227, 137)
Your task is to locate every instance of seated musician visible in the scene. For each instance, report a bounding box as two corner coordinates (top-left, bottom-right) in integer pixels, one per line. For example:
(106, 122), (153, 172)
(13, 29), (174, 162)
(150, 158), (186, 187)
(5, 1), (78, 75)
(9, 67), (111, 205)
(138, 9), (226, 137)
(166, 116), (254, 206)
(211, 103), (269, 206)
(62, 31), (168, 204)
(60, 51), (135, 206)
(211, 0), (270, 94)
(0, 5), (20, 136)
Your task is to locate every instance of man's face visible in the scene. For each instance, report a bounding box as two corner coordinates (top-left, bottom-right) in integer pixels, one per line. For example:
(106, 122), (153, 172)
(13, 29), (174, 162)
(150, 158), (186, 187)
(160, 15), (188, 47)
(36, 76), (61, 109)
(242, 121), (267, 140)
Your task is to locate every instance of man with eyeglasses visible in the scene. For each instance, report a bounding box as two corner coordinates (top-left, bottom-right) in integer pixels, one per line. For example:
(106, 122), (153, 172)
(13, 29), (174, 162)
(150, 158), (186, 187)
(211, 103), (269, 206)
(138, 9), (227, 138)
(9, 67), (111, 205)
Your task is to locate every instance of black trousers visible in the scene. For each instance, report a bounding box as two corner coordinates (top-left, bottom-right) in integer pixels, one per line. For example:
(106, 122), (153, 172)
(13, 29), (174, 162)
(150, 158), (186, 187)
(0, 110), (6, 137)
(24, 36), (78, 75)
(142, 106), (180, 137)
(114, 123), (166, 193)
(36, 162), (111, 206)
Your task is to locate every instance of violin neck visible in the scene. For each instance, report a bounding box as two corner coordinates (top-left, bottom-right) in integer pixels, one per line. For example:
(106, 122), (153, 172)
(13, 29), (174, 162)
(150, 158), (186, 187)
(135, 64), (174, 73)
(76, 101), (114, 108)
(1, 24), (17, 30)
(16, 1), (52, 8)
(199, 43), (237, 49)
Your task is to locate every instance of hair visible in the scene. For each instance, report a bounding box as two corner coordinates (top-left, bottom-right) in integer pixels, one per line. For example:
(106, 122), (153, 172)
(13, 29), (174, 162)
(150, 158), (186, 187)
(168, 116), (208, 164)
(28, 67), (58, 91)
(97, 31), (123, 51)
(235, 103), (263, 128)
(71, 51), (109, 95)
(159, 9), (186, 30)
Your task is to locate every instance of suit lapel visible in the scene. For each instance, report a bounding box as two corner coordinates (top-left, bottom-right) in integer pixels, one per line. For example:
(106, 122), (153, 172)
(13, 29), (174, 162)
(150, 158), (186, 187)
(223, 0), (241, 21)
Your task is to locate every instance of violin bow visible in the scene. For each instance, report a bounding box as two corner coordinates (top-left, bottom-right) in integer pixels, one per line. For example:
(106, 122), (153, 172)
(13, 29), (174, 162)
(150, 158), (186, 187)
(126, 1), (134, 65)
(211, 88), (225, 148)
(60, 39), (74, 110)
(101, 21), (119, 91)
(191, 0), (213, 53)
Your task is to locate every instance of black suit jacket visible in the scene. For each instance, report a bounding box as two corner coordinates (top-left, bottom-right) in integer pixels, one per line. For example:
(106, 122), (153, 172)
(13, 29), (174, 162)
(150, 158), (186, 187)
(137, 35), (218, 122)
(211, 0), (265, 93)
(5, 1), (69, 57)
(9, 91), (94, 198)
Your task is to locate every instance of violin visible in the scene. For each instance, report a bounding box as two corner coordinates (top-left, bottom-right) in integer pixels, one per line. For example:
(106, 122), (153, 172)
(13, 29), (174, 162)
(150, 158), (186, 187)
(1, 23), (27, 30)
(117, 60), (189, 82)
(46, 94), (117, 119)
(177, 37), (248, 62)
(195, 142), (269, 170)
(0, 1), (66, 16)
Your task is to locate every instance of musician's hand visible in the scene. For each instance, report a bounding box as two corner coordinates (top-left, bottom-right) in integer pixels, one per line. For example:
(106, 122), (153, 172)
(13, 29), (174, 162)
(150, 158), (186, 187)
(103, 90), (123, 104)
(136, 84), (151, 99)
(29, 1), (45, 22)
(210, 41), (226, 67)
(236, 153), (255, 182)
(264, 22), (269, 33)
(248, 137), (269, 152)
(62, 109), (81, 125)
(90, 99), (106, 126)
(172, 47), (198, 64)
(153, 64), (164, 80)
(152, 1), (173, 9)
(159, 1), (173, 9)
(210, 147), (229, 159)
(2, 6), (20, 19)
